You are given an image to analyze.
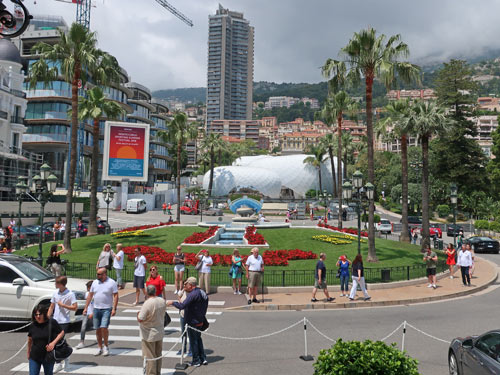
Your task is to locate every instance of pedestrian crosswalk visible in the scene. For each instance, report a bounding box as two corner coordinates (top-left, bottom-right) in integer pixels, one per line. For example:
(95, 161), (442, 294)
(10, 300), (225, 374)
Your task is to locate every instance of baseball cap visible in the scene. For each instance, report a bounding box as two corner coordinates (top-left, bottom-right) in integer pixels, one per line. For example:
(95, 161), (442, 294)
(184, 277), (197, 285)
(340, 255), (347, 261)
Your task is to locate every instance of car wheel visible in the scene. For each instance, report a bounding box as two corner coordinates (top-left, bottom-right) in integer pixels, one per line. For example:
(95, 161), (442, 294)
(448, 352), (460, 375)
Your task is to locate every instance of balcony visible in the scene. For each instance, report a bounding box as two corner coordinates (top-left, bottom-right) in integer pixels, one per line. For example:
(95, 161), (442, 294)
(23, 133), (69, 143)
(10, 116), (24, 124)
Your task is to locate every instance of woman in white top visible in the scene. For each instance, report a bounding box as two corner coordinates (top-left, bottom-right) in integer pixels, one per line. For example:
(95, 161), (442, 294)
(96, 243), (112, 271)
(196, 249), (213, 294)
(467, 244), (475, 277)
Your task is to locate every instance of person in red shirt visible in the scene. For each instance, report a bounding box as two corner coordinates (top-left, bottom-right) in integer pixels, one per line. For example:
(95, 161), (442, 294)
(162, 203), (167, 215)
(146, 266), (166, 299)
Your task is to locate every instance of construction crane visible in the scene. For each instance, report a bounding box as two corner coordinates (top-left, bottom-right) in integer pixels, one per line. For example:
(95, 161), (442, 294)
(56, 0), (193, 30)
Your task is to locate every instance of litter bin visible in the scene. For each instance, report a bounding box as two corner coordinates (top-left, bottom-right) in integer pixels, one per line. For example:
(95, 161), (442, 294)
(381, 269), (391, 282)
(433, 237), (438, 249)
(437, 239), (443, 250)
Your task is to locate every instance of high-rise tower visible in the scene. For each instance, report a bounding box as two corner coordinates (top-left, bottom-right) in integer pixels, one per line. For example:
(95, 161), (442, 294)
(206, 4), (254, 131)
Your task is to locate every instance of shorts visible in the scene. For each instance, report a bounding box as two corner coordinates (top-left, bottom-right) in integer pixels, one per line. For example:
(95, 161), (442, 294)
(174, 265), (185, 273)
(248, 271), (262, 288)
(314, 279), (327, 290)
(93, 308), (112, 329)
(426, 268), (436, 276)
(133, 275), (145, 288)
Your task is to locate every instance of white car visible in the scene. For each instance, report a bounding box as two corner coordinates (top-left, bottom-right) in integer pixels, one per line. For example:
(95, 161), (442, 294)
(376, 219), (392, 234)
(0, 254), (87, 322)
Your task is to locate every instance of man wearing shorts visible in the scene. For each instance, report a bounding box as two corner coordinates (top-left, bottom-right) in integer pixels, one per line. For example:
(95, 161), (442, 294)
(245, 247), (264, 304)
(83, 268), (118, 356)
(133, 247), (147, 305)
(311, 253), (335, 302)
(423, 245), (438, 289)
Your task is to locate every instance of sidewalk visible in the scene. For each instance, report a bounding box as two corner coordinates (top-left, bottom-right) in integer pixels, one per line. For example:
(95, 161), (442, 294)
(229, 257), (498, 311)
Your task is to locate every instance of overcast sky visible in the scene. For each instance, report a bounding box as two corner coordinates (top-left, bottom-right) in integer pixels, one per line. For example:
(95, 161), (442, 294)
(28, 0), (500, 90)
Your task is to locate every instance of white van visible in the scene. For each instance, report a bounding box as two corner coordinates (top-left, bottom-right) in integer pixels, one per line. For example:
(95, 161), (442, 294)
(126, 199), (147, 213)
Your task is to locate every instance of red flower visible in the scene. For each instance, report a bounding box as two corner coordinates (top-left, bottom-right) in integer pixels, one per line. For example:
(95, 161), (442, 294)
(244, 226), (267, 245)
(317, 222), (368, 237)
(183, 226), (219, 244)
(116, 221), (179, 233)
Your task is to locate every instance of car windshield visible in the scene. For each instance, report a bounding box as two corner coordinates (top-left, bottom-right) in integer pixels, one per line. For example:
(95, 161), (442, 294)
(380, 220), (390, 224)
(478, 237), (493, 241)
(10, 260), (54, 281)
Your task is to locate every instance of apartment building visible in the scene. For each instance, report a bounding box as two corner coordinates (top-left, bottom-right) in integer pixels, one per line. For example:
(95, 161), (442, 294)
(387, 89), (436, 101)
(210, 119), (259, 143)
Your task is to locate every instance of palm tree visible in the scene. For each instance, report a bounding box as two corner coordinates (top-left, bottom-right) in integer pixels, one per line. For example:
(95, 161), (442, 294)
(319, 134), (337, 197)
(341, 132), (355, 181)
(303, 145), (327, 193)
(202, 132), (224, 197)
(78, 86), (125, 235)
(408, 100), (450, 249)
(158, 112), (197, 223)
(322, 27), (420, 261)
(28, 22), (122, 252)
(376, 99), (413, 242)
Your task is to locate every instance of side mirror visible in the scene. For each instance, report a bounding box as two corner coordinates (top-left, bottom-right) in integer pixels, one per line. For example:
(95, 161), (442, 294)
(462, 338), (473, 348)
(12, 278), (27, 286)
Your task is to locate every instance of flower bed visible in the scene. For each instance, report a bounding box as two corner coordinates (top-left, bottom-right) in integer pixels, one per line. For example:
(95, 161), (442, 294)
(244, 226), (267, 245)
(183, 226), (219, 244)
(312, 233), (366, 245)
(318, 222), (368, 237)
(110, 230), (148, 239)
(122, 246), (316, 266)
(116, 221), (179, 233)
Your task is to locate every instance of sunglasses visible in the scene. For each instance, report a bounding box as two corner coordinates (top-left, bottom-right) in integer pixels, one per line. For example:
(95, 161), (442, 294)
(150, 269), (157, 272)
(35, 313), (42, 317)
(97, 273), (105, 276)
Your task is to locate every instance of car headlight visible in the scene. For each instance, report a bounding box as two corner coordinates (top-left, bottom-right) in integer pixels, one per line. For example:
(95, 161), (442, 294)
(74, 291), (86, 301)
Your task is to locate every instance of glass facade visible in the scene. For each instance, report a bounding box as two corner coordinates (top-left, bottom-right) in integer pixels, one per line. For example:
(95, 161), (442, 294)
(25, 102), (70, 120)
(129, 103), (150, 119)
(23, 80), (72, 98)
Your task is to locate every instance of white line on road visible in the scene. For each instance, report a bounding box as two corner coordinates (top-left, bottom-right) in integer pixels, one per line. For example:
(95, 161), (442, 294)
(123, 309), (222, 315)
(11, 363), (175, 375)
(108, 324), (181, 332)
(109, 316), (216, 323)
(72, 347), (181, 358)
(68, 334), (182, 343)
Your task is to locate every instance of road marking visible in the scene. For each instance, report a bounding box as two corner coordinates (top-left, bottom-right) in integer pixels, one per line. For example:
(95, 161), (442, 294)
(68, 334), (182, 343)
(72, 347), (181, 358)
(11, 363), (175, 374)
(108, 324), (181, 332)
(109, 316), (216, 323)
(123, 309), (222, 315)
(209, 301), (225, 306)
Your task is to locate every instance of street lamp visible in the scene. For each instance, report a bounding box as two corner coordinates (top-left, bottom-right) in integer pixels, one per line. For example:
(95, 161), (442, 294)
(72, 183), (81, 225)
(15, 176), (29, 250)
(103, 185), (115, 230)
(450, 183), (458, 248)
(342, 171), (375, 255)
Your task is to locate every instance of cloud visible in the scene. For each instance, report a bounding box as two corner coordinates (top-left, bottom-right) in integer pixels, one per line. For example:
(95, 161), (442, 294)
(28, 0), (500, 90)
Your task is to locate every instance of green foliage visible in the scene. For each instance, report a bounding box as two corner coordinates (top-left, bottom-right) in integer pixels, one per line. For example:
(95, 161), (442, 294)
(306, 189), (320, 198)
(437, 204), (451, 218)
(489, 221), (500, 232)
(152, 87), (206, 103)
(475, 220), (489, 230)
(313, 339), (419, 375)
(361, 213), (380, 223)
(254, 101), (318, 122)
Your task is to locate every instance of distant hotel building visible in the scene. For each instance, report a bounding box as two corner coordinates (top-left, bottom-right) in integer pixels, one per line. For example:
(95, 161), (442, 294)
(264, 96), (319, 110)
(210, 119), (259, 143)
(206, 4), (254, 130)
(386, 89), (436, 101)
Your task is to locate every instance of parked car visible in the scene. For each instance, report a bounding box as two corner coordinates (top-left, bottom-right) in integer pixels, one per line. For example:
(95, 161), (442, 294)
(429, 224), (443, 238)
(406, 216), (422, 225)
(12, 226), (39, 242)
(126, 198), (147, 213)
(449, 329), (500, 375)
(447, 224), (464, 237)
(0, 254), (86, 322)
(376, 219), (392, 234)
(464, 236), (499, 254)
(81, 219), (111, 234)
(71, 222), (88, 237)
(203, 207), (223, 217)
(25, 225), (53, 241)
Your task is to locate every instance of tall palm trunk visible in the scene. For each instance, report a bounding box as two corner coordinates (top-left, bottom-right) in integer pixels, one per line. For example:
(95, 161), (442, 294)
(366, 74), (377, 262)
(337, 114), (343, 229)
(343, 149), (348, 180)
(400, 133), (410, 243)
(421, 135), (430, 250)
(88, 117), (99, 236)
(208, 146), (215, 197)
(64, 66), (81, 253)
(176, 139), (182, 223)
(318, 166), (323, 192)
(327, 147), (337, 197)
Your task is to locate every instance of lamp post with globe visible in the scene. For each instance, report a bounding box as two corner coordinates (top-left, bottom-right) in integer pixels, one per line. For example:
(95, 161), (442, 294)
(15, 176), (29, 250)
(102, 185), (115, 230)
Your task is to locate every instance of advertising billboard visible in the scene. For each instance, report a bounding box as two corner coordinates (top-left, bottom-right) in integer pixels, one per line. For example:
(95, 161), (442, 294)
(102, 121), (150, 182)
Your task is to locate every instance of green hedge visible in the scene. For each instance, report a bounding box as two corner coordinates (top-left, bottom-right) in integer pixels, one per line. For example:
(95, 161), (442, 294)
(475, 220), (489, 230)
(437, 204), (450, 218)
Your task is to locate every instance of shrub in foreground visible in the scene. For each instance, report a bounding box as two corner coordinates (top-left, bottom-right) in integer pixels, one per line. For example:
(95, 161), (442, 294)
(313, 339), (419, 375)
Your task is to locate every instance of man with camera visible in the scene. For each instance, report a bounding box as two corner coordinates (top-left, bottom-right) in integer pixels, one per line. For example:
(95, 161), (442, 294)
(423, 245), (438, 289)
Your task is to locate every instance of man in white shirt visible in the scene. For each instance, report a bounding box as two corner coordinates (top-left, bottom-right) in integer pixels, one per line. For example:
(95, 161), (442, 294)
(245, 247), (264, 304)
(83, 268), (119, 356)
(457, 245), (472, 286)
(112, 243), (125, 289)
(48, 276), (77, 372)
(137, 285), (166, 375)
(134, 247), (147, 305)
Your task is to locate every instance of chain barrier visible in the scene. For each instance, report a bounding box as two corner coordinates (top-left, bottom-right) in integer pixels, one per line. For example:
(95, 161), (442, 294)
(406, 322), (451, 344)
(306, 319), (335, 342)
(143, 326), (186, 362)
(379, 322), (404, 342)
(0, 341), (28, 365)
(0, 321), (32, 334)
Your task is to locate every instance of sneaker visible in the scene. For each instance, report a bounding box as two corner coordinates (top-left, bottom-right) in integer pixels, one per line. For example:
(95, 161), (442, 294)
(176, 350), (182, 355)
(237, 290), (242, 295)
(340, 293), (344, 297)
(53, 362), (63, 373)
(311, 298), (318, 302)
(427, 284), (433, 288)
(202, 360), (208, 365)
(102, 346), (110, 356)
(326, 297), (335, 302)
(450, 276), (453, 279)
(349, 297), (354, 301)
(233, 291), (237, 295)
(94, 348), (103, 356)
(252, 298), (260, 303)
(132, 302), (138, 306)
(75, 342), (85, 350)
(364, 296), (371, 301)
(187, 351), (192, 357)
(190, 362), (201, 367)
(248, 299), (252, 305)
(432, 284), (437, 289)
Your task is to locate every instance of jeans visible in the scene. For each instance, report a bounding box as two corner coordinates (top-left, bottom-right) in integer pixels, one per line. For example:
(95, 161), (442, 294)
(80, 314), (94, 341)
(29, 358), (54, 375)
(461, 266), (471, 285)
(340, 275), (349, 292)
(349, 276), (370, 299)
(115, 268), (123, 286)
(93, 308), (112, 329)
(179, 315), (191, 353)
(187, 325), (206, 365)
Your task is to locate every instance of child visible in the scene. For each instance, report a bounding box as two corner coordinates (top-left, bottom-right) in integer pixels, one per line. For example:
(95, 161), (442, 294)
(76, 281), (94, 349)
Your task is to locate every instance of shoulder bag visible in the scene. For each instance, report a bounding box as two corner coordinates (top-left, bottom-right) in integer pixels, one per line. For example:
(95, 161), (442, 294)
(195, 256), (203, 271)
(200, 316), (209, 331)
(164, 311), (171, 327)
(46, 319), (73, 363)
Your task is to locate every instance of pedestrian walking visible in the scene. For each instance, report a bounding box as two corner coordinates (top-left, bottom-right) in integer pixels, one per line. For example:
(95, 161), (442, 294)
(83, 268), (119, 356)
(445, 243), (456, 279)
(176, 286), (191, 356)
(336, 255), (351, 297)
(3, 226), (12, 251)
(230, 249), (246, 295)
(167, 277), (209, 367)
(53, 221), (60, 241)
(412, 228), (419, 245)
(48, 276), (77, 372)
(245, 247), (264, 304)
(457, 230), (464, 250)
(311, 253), (335, 302)
(167, 203), (172, 215)
(96, 243), (112, 271)
(423, 245), (438, 289)
(76, 281), (94, 350)
(457, 245), (472, 286)
(27, 304), (65, 375)
(162, 202), (167, 215)
(137, 285), (166, 375)
(468, 244), (475, 277)
(196, 249), (213, 294)
(173, 246), (185, 295)
(47, 244), (65, 277)
(146, 266), (166, 299)
(76, 219), (84, 238)
(112, 243), (125, 289)
(59, 220), (66, 235)
(349, 255), (371, 301)
(133, 247), (147, 305)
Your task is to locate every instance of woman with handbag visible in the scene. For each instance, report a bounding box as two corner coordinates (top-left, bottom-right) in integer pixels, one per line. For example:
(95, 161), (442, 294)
(47, 244), (65, 277)
(96, 243), (113, 271)
(230, 249), (246, 295)
(27, 304), (65, 375)
(336, 255), (351, 297)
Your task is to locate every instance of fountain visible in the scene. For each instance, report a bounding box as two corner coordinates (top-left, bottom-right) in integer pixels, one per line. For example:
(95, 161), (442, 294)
(228, 195), (262, 224)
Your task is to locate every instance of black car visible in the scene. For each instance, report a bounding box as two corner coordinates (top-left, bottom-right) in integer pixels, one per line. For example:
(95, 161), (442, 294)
(402, 216), (422, 225)
(449, 329), (500, 375)
(465, 236), (499, 254)
(447, 224), (464, 237)
(81, 219), (111, 234)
